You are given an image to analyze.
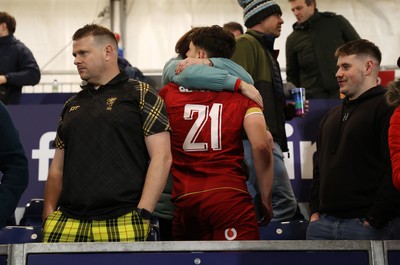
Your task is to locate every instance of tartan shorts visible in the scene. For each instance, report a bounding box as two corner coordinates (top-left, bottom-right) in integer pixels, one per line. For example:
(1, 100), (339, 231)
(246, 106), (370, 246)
(43, 210), (150, 242)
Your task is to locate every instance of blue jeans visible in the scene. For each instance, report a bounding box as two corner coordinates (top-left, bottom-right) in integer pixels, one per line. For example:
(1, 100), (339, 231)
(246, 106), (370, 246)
(306, 214), (400, 240)
(244, 140), (298, 221)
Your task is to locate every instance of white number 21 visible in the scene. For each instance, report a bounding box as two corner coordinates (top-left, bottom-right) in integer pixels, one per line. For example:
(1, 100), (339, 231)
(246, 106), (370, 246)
(183, 103), (222, 151)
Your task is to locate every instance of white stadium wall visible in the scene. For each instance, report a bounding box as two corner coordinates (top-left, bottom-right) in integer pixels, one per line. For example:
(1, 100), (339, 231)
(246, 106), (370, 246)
(2, 0), (400, 89)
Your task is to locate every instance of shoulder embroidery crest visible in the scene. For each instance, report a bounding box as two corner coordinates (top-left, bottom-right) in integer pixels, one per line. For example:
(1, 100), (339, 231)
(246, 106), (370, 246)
(106, 97), (117, 110)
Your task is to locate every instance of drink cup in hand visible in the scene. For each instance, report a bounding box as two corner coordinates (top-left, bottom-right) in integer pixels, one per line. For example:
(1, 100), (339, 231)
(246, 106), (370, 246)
(291, 88), (306, 116)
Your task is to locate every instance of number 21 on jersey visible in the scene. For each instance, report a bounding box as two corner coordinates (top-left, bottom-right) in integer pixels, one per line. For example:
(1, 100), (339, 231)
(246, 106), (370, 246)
(183, 103), (222, 152)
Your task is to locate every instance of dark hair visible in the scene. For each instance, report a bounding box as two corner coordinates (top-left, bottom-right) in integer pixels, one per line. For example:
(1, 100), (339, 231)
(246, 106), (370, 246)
(175, 27), (199, 59)
(189, 25), (236, 58)
(223, 21), (244, 35)
(288, 0), (316, 7)
(0, 11), (16, 34)
(386, 80), (400, 108)
(73, 24), (118, 48)
(335, 39), (382, 65)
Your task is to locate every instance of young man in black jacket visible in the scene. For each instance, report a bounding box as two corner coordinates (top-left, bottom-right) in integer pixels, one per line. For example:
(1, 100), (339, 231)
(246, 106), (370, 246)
(308, 39), (400, 240)
(0, 11), (40, 104)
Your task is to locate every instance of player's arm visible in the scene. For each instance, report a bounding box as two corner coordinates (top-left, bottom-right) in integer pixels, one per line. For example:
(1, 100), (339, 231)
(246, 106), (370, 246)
(162, 57), (262, 107)
(243, 110), (274, 225)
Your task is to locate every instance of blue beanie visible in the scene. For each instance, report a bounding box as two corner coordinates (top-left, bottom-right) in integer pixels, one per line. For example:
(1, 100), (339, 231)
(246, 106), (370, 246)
(238, 0), (282, 26)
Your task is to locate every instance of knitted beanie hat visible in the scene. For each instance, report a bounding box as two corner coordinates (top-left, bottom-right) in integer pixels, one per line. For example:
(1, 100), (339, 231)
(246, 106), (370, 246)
(238, 0), (282, 27)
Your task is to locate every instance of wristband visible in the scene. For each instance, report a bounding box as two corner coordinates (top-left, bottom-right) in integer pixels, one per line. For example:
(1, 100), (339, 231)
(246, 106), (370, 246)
(234, 79), (241, 92)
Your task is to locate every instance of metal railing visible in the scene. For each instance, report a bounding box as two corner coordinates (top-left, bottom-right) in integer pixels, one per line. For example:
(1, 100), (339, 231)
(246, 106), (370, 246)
(1, 240), (399, 265)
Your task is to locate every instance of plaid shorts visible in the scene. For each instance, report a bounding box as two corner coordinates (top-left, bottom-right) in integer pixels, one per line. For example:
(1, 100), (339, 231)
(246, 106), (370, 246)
(43, 210), (150, 242)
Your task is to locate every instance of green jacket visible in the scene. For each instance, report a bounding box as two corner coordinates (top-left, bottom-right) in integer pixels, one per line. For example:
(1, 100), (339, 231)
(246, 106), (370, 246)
(286, 11), (360, 98)
(231, 29), (289, 151)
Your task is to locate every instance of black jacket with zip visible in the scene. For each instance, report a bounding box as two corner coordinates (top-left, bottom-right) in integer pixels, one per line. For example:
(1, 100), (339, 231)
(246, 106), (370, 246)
(286, 11), (360, 98)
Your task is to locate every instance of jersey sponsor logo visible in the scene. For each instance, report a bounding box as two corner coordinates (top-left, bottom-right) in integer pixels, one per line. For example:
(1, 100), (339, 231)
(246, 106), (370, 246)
(224, 228), (237, 240)
(179, 86), (193, 93)
(69, 105), (80, 112)
(178, 86), (206, 93)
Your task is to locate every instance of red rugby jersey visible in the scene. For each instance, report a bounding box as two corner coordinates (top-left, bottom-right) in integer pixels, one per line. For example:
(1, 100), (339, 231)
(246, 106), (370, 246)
(159, 83), (262, 202)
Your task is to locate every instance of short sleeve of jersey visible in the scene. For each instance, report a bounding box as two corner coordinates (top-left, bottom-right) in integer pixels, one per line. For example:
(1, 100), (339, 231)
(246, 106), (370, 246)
(245, 106), (263, 117)
(139, 82), (171, 137)
(53, 97), (73, 149)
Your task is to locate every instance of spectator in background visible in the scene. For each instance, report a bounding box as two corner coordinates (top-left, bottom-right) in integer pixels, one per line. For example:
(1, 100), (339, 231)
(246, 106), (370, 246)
(223, 21), (244, 38)
(159, 25), (274, 240)
(308, 39), (400, 240)
(286, 0), (360, 99)
(386, 57), (400, 191)
(42, 24), (172, 243)
(0, 11), (40, 104)
(114, 32), (147, 82)
(0, 101), (29, 228)
(232, 0), (307, 222)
